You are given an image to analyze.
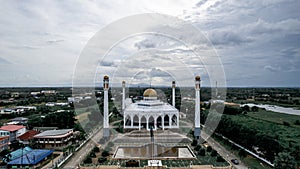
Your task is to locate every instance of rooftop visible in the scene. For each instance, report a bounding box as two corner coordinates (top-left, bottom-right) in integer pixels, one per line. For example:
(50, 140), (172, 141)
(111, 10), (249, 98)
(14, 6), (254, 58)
(11, 117), (28, 121)
(0, 124), (25, 132)
(34, 129), (73, 138)
(6, 147), (54, 165)
(18, 130), (40, 141)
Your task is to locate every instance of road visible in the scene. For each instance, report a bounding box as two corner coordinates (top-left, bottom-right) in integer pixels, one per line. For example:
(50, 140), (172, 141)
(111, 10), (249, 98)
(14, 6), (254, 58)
(202, 131), (247, 169)
(62, 128), (103, 169)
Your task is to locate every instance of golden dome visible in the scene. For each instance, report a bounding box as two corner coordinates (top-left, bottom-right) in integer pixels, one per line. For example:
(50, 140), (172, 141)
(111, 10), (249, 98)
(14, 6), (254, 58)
(143, 89), (157, 97)
(103, 75), (109, 80)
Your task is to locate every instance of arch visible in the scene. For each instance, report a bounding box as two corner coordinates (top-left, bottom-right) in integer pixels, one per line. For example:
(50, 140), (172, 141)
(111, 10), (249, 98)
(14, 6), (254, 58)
(164, 115), (169, 127)
(133, 115), (139, 127)
(171, 114), (177, 126)
(156, 116), (162, 129)
(141, 116), (147, 129)
(148, 116), (155, 129)
(125, 115), (131, 126)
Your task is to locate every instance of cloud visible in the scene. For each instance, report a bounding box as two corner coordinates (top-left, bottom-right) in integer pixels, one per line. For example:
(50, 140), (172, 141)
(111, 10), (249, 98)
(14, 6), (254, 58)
(134, 39), (156, 49)
(264, 65), (281, 72)
(0, 57), (11, 65)
(0, 0), (299, 87)
(208, 29), (253, 46)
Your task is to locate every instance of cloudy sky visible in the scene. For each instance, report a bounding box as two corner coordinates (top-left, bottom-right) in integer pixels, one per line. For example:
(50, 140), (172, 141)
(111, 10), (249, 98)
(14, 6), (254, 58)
(0, 0), (299, 87)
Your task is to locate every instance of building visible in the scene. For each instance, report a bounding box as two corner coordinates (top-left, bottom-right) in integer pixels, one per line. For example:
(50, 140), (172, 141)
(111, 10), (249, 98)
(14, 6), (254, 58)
(0, 136), (9, 152)
(8, 117), (29, 125)
(33, 129), (73, 150)
(18, 130), (40, 145)
(4, 146), (54, 168)
(122, 80), (179, 131)
(0, 125), (26, 142)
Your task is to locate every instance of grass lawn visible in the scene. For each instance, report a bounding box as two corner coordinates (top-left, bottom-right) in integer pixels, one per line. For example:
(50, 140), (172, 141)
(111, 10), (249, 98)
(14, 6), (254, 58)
(227, 113), (300, 149)
(245, 109), (300, 128)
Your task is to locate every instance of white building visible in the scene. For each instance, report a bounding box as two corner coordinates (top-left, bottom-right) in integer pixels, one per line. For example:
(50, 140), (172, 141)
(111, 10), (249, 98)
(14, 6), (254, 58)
(123, 88), (179, 131)
(0, 125), (26, 142)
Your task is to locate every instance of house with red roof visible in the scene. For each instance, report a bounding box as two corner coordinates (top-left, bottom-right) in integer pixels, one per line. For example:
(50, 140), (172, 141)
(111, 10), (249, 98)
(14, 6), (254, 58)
(0, 125), (26, 142)
(17, 130), (40, 145)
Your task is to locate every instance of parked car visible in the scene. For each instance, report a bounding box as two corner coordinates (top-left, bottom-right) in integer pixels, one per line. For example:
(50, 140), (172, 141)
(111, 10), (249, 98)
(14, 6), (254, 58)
(231, 159), (239, 165)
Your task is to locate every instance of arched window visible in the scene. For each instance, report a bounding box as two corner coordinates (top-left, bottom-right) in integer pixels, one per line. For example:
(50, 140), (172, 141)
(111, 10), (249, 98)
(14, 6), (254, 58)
(125, 115), (131, 126)
(156, 116), (162, 129)
(149, 116), (155, 129)
(171, 114), (177, 126)
(164, 115), (169, 127)
(133, 115), (139, 127)
(141, 116), (147, 129)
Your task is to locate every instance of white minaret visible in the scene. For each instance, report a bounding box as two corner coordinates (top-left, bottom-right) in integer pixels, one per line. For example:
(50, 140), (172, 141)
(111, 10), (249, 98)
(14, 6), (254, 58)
(194, 76), (201, 138)
(103, 75), (110, 138)
(122, 81), (126, 112)
(172, 81), (176, 107)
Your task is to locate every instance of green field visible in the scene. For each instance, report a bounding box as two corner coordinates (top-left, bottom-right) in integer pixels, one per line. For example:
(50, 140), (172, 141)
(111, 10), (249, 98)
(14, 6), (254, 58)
(212, 105), (300, 167)
(245, 109), (300, 128)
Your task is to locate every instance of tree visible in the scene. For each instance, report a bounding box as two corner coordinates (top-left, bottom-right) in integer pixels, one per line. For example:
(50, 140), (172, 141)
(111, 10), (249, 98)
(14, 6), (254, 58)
(216, 155), (225, 162)
(198, 148), (206, 156)
(84, 156), (92, 164)
(93, 146), (100, 153)
(211, 149), (217, 157)
(207, 146), (212, 152)
(191, 139), (198, 146)
(238, 149), (247, 159)
(274, 152), (297, 169)
(102, 150), (109, 157)
(294, 120), (300, 125)
(90, 151), (96, 158)
(194, 145), (201, 151)
(98, 157), (107, 163)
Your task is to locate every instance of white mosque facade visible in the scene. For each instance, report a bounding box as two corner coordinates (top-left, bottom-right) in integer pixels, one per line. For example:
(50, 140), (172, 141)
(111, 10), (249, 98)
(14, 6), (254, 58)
(102, 76), (201, 138)
(123, 88), (179, 131)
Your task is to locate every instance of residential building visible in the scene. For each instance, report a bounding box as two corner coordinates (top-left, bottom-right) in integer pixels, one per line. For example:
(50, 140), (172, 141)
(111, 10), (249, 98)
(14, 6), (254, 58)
(33, 129), (73, 150)
(4, 146), (54, 168)
(0, 136), (9, 152)
(18, 130), (40, 145)
(8, 117), (28, 125)
(0, 125), (26, 142)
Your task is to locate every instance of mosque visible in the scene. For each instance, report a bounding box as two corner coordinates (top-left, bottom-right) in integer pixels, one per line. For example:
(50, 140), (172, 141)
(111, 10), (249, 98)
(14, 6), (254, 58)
(102, 75), (202, 139)
(123, 87), (179, 131)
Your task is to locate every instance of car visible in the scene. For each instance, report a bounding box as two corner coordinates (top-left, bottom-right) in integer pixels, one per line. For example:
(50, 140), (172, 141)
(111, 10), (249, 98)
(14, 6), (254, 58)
(231, 159), (239, 165)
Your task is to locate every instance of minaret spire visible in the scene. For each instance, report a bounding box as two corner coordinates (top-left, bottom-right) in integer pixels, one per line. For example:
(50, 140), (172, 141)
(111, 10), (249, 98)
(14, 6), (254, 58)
(122, 81), (126, 112)
(194, 76), (201, 139)
(172, 81), (176, 107)
(103, 75), (110, 138)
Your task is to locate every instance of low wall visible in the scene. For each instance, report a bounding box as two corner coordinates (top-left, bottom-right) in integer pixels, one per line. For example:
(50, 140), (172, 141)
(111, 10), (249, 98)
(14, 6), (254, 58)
(79, 165), (232, 169)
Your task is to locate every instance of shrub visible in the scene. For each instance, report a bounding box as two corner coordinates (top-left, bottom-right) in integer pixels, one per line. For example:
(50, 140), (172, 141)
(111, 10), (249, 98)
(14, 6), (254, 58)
(283, 121), (290, 126)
